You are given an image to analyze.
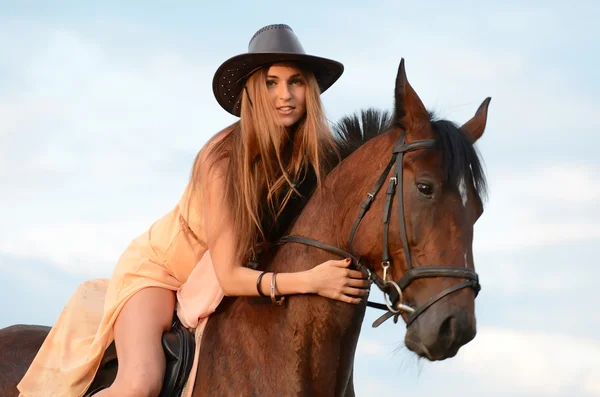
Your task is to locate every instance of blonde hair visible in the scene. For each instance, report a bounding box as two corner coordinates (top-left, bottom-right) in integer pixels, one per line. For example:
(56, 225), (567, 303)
(190, 64), (338, 264)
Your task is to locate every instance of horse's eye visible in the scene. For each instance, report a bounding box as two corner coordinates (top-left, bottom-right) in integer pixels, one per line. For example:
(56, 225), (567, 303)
(417, 183), (434, 197)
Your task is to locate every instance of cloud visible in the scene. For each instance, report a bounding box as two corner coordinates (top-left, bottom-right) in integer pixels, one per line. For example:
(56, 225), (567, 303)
(0, 25), (233, 194)
(0, 220), (150, 277)
(353, 326), (600, 397)
(474, 163), (600, 254)
(354, 376), (405, 396)
(356, 339), (385, 357)
(451, 327), (600, 396)
(0, 23), (235, 277)
(479, 257), (597, 297)
(469, 163), (600, 334)
(314, 2), (600, 163)
(495, 163), (600, 204)
(0, 253), (84, 327)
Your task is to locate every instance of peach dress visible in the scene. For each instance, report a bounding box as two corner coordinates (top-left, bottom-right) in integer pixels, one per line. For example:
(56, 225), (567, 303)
(17, 183), (224, 397)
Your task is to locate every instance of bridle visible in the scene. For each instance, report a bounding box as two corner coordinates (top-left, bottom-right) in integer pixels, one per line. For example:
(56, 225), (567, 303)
(279, 130), (481, 328)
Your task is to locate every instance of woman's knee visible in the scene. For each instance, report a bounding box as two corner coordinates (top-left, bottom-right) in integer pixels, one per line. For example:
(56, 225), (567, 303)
(107, 287), (174, 397)
(109, 371), (164, 397)
(117, 287), (176, 329)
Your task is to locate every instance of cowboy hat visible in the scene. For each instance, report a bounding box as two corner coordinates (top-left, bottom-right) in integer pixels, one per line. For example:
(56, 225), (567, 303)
(212, 24), (344, 116)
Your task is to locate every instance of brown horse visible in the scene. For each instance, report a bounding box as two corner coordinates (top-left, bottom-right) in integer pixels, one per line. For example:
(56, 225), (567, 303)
(0, 58), (491, 397)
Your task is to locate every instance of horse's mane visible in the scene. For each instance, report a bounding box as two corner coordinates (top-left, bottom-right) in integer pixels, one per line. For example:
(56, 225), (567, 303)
(330, 108), (487, 203)
(330, 108), (394, 161)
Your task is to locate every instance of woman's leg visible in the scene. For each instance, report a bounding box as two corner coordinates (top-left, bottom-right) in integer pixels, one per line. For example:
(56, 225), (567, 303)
(94, 287), (176, 397)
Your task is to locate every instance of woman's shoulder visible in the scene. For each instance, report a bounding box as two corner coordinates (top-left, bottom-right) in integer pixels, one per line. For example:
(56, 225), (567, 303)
(197, 126), (235, 174)
(180, 125), (236, 233)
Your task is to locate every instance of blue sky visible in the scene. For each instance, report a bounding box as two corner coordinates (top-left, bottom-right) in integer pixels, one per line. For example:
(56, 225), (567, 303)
(1, 1), (599, 396)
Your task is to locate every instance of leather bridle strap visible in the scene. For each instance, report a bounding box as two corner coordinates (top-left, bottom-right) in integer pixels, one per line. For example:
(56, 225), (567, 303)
(392, 136), (437, 271)
(348, 156), (397, 257)
(277, 235), (389, 308)
(404, 279), (479, 327)
(397, 267), (480, 290)
(278, 235), (357, 264)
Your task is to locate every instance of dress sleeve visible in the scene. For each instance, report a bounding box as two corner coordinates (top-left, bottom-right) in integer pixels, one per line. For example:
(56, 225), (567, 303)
(173, 180), (225, 328)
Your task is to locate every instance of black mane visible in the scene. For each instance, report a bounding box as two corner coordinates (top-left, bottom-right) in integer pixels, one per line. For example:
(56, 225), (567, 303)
(331, 108), (487, 201)
(331, 108), (393, 161)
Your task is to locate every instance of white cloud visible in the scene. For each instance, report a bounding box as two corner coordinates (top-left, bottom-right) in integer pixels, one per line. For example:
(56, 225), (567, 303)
(0, 24), (233, 277)
(354, 376), (403, 396)
(477, 221), (600, 254)
(316, 2), (600, 151)
(495, 164), (600, 204)
(474, 163), (600, 254)
(356, 339), (385, 357)
(479, 258), (597, 297)
(450, 327), (600, 396)
(0, 25), (232, 194)
(354, 326), (600, 397)
(0, 220), (150, 278)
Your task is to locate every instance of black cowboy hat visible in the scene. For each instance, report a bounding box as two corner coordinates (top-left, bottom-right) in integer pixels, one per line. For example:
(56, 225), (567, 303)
(212, 24), (344, 116)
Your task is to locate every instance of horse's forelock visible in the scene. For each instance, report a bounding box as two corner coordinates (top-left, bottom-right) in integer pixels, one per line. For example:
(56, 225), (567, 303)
(430, 118), (488, 204)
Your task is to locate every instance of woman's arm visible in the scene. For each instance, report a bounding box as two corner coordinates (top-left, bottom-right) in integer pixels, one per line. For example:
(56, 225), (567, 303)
(200, 153), (369, 304)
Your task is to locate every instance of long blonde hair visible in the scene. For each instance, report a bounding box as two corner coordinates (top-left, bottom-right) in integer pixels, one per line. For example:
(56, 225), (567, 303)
(190, 65), (338, 264)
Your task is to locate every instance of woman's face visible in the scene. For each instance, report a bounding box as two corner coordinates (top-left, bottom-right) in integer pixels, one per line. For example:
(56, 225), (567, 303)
(266, 63), (307, 128)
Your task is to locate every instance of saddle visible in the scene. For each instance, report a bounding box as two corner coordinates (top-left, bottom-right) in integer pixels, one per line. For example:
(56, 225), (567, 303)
(84, 317), (196, 397)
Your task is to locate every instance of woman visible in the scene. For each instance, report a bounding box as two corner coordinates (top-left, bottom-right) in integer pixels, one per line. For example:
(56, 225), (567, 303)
(17, 24), (369, 397)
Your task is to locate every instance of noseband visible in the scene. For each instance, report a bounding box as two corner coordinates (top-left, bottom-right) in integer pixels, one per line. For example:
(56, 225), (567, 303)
(279, 131), (481, 328)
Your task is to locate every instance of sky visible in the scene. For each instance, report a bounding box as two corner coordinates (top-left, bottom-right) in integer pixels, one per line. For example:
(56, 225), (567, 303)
(1, 1), (599, 396)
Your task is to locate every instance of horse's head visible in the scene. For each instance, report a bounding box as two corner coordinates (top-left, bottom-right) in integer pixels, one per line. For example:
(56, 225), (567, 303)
(341, 59), (490, 361)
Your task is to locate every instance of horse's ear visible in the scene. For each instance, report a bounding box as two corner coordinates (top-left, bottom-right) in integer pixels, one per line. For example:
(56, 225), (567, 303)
(460, 97), (492, 143)
(394, 58), (429, 130)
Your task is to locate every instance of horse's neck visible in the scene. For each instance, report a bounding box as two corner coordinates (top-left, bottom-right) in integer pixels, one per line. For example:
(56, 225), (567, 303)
(195, 186), (370, 396)
(266, 193), (342, 273)
(255, 144), (390, 389)
(276, 134), (396, 274)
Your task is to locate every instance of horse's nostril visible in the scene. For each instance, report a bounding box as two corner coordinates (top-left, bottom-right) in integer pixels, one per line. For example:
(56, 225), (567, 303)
(438, 315), (457, 347)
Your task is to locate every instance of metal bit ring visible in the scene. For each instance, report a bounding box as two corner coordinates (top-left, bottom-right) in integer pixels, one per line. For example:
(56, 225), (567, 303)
(383, 280), (415, 314)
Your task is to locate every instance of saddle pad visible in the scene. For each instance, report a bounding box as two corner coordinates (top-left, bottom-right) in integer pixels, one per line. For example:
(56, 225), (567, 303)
(180, 316), (208, 397)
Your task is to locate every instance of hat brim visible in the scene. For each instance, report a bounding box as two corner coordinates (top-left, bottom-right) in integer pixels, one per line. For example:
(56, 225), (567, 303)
(212, 52), (344, 117)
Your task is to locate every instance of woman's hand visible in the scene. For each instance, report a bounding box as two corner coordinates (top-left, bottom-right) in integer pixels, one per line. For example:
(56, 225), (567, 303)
(307, 258), (370, 304)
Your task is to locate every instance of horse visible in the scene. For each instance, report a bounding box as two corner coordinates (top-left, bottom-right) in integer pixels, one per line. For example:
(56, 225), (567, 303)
(0, 58), (491, 397)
